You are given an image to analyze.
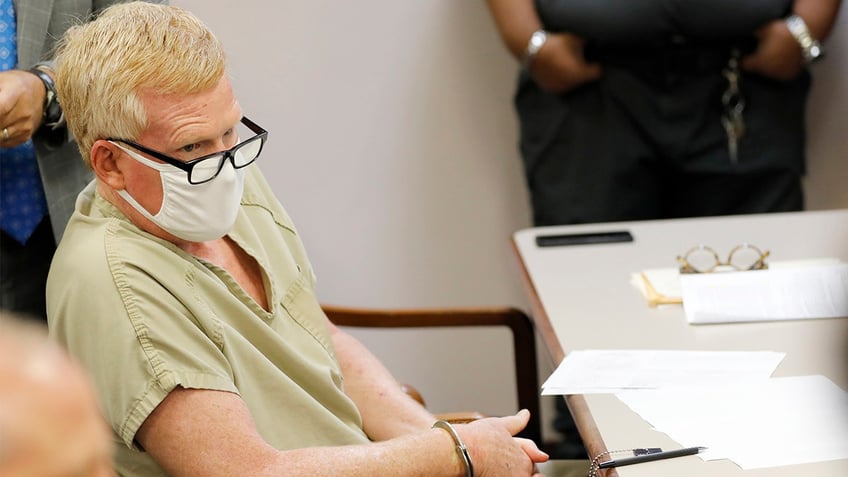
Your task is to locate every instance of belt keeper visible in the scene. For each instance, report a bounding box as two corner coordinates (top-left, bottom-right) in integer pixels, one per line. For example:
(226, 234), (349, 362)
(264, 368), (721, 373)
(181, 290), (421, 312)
(432, 420), (475, 477)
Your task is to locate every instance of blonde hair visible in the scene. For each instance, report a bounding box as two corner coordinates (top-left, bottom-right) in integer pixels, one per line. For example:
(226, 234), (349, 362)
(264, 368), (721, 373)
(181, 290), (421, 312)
(55, 2), (227, 167)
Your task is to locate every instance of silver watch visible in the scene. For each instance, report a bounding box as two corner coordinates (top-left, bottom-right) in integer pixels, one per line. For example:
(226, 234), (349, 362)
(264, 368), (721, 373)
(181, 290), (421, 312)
(786, 14), (824, 65)
(522, 29), (548, 69)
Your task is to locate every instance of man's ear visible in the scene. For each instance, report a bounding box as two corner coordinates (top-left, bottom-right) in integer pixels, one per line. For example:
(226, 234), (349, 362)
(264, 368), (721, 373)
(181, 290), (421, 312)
(90, 140), (126, 191)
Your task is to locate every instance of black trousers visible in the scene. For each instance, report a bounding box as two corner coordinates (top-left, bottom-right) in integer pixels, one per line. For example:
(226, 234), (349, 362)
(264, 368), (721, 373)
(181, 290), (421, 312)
(515, 61), (807, 226)
(0, 216), (56, 322)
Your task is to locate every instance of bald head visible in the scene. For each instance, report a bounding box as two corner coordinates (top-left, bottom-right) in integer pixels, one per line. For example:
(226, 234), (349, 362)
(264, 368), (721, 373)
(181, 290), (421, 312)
(0, 314), (114, 477)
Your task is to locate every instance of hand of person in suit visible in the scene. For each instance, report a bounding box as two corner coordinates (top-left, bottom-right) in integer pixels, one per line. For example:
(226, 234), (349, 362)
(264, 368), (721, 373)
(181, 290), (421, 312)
(0, 69), (46, 147)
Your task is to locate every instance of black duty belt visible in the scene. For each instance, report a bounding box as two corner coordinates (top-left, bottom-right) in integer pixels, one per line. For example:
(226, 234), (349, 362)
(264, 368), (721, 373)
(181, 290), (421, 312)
(584, 37), (756, 78)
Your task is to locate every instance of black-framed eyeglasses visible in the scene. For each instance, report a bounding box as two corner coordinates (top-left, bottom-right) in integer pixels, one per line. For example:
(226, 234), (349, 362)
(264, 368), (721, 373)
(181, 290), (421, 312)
(108, 116), (267, 184)
(676, 243), (770, 274)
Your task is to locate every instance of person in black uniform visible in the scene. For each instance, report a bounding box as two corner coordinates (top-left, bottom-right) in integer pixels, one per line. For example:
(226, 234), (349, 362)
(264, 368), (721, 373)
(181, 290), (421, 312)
(485, 0), (842, 459)
(486, 0), (841, 226)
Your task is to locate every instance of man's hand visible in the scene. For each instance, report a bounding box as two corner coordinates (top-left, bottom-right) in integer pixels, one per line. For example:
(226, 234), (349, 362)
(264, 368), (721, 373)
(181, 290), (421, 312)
(458, 409), (550, 477)
(0, 70), (45, 147)
(528, 32), (602, 94)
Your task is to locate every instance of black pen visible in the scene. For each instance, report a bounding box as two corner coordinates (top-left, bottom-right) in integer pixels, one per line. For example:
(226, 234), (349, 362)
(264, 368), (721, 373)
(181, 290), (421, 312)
(598, 446), (708, 469)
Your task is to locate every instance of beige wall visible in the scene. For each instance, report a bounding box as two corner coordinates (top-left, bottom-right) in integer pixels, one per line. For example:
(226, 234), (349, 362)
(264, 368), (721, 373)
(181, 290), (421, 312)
(806, 7), (848, 209)
(174, 0), (847, 439)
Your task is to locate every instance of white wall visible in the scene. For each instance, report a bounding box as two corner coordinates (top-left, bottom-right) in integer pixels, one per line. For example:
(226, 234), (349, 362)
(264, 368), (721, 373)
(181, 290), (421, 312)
(174, 0), (848, 438)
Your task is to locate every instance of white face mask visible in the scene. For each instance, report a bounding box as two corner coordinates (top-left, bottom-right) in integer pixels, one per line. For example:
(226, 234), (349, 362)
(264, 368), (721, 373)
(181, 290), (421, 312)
(112, 142), (246, 242)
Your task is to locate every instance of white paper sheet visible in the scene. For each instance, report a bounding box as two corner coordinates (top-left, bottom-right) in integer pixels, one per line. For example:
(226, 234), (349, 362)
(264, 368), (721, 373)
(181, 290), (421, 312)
(680, 263), (848, 324)
(631, 258), (844, 309)
(541, 349), (785, 395)
(616, 375), (848, 469)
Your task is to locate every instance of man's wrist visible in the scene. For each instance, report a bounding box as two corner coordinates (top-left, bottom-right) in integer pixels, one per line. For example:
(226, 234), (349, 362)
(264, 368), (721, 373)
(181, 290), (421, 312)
(28, 63), (65, 130)
(432, 420), (474, 477)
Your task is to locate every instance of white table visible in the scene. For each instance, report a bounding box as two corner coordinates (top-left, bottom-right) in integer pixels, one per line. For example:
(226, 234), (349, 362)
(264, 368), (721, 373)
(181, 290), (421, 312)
(512, 209), (848, 477)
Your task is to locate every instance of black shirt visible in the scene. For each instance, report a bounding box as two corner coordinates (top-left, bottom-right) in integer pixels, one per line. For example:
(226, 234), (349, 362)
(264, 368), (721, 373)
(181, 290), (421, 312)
(536, 0), (792, 45)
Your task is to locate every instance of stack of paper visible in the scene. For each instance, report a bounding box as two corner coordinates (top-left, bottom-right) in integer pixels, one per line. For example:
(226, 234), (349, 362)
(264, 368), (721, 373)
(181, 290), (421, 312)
(543, 349), (848, 470)
(680, 263), (848, 324)
(617, 375), (848, 469)
(631, 260), (848, 324)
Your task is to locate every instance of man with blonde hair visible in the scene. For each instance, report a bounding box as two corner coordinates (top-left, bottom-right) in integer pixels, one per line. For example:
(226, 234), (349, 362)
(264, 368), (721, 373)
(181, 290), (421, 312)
(0, 313), (114, 477)
(46, 3), (548, 475)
